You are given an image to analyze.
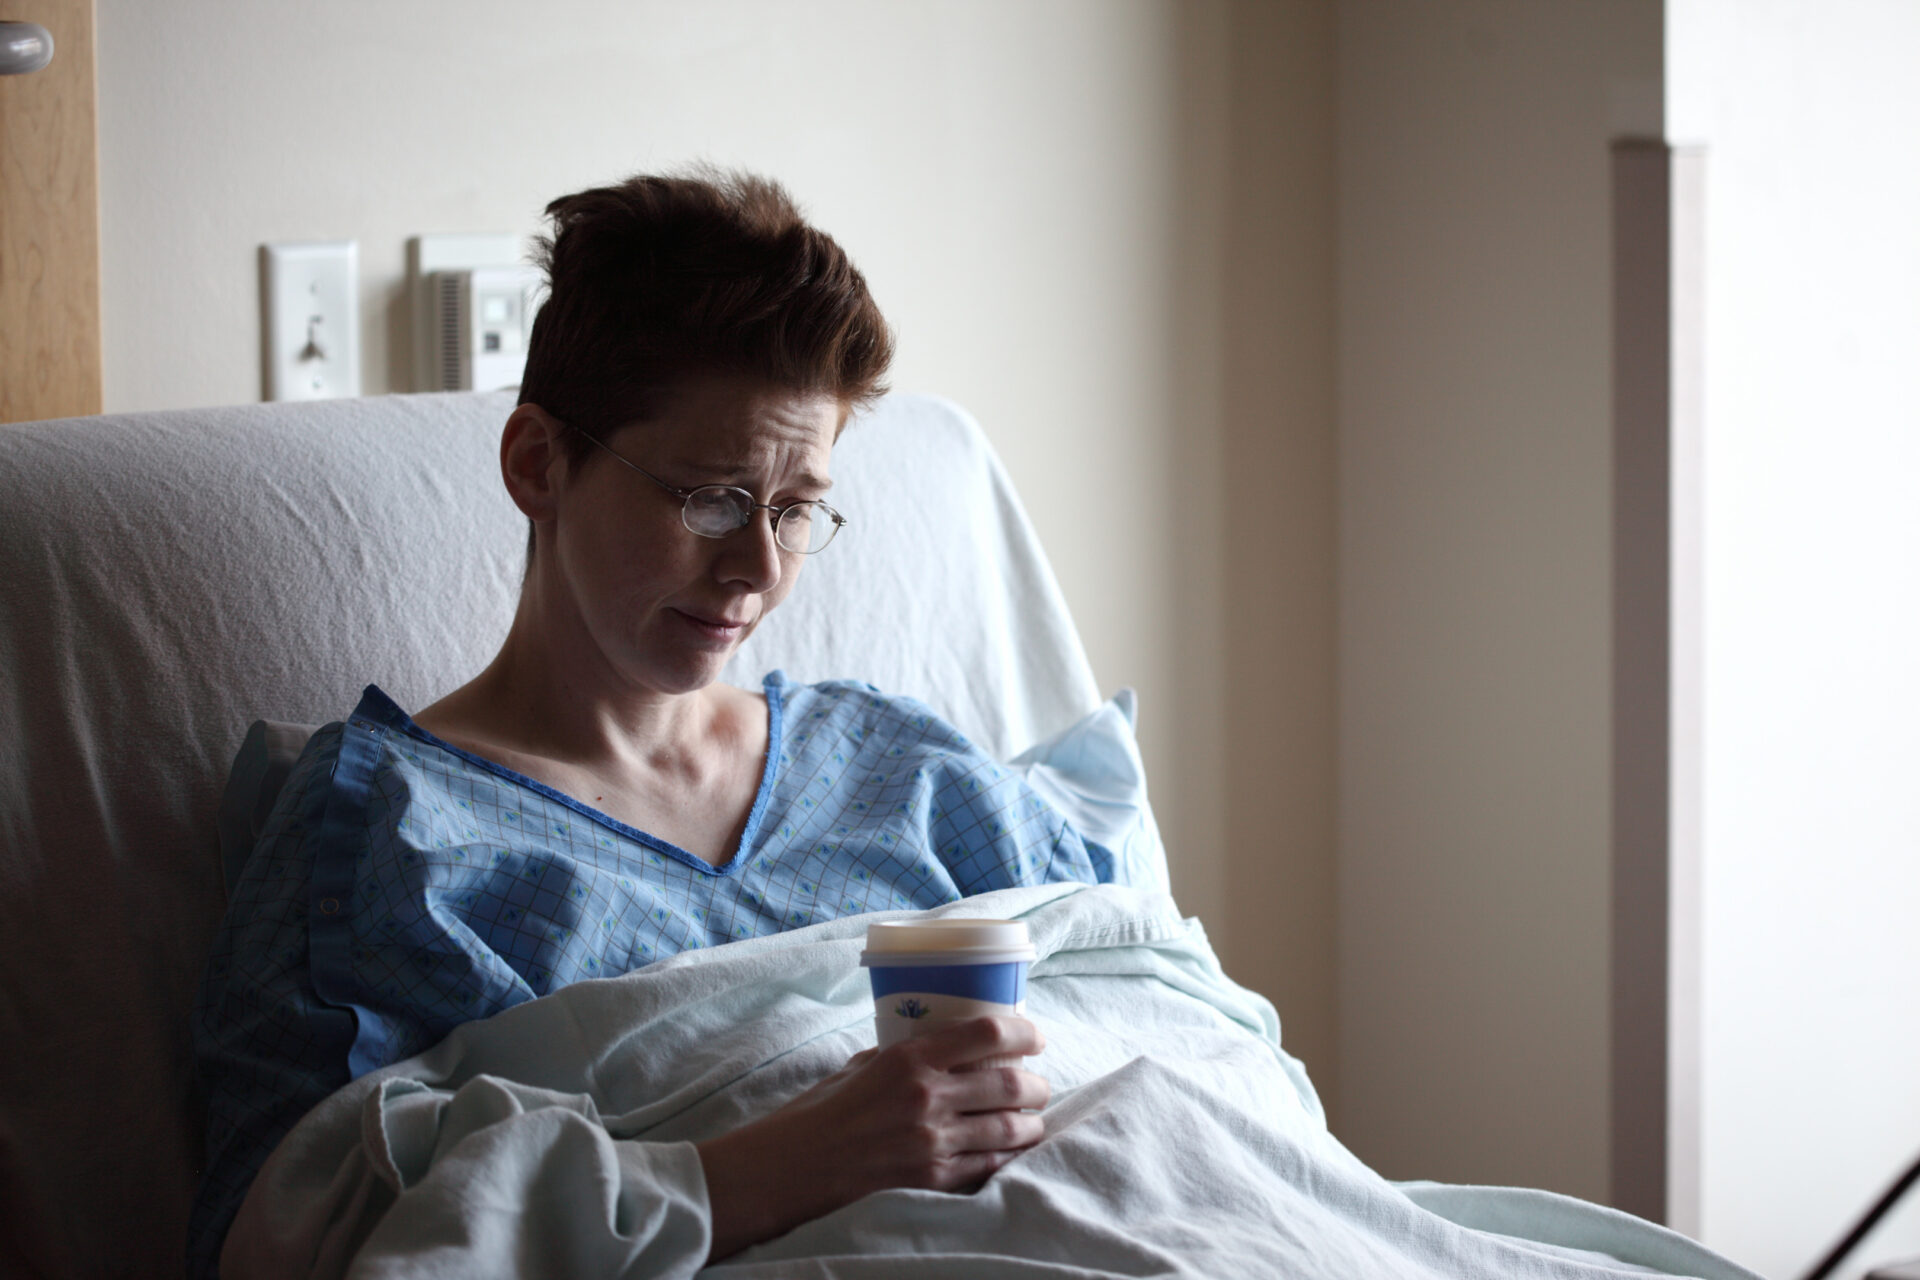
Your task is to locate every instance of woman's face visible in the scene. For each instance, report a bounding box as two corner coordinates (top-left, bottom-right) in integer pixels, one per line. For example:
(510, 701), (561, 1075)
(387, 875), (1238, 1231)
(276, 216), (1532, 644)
(544, 375), (843, 698)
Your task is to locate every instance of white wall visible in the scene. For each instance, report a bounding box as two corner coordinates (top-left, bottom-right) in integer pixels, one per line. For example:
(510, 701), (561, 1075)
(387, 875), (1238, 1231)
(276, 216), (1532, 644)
(1337, 0), (1662, 1204)
(94, 0), (1248, 954)
(1669, 2), (1920, 1274)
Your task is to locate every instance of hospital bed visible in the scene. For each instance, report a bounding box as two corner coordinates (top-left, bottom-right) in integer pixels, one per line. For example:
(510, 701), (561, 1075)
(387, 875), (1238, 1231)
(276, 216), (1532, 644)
(0, 391), (1760, 1278)
(0, 389), (1115, 1276)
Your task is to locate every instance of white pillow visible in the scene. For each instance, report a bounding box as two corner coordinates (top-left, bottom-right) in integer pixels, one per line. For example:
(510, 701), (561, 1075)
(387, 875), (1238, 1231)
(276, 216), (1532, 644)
(1007, 689), (1170, 894)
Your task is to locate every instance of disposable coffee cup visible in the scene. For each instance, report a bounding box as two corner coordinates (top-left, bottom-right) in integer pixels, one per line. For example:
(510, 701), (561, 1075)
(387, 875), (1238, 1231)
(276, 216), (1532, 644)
(860, 918), (1036, 1069)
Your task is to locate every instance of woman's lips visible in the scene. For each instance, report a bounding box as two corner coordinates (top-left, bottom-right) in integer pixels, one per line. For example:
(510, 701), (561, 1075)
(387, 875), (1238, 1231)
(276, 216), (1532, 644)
(671, 608), (752, 643)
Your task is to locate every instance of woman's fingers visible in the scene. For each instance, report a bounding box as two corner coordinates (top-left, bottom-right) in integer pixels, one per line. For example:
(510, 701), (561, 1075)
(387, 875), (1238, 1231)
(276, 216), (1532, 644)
(945, 1105), (1046, 1155)
(946, 1062), (1051, 1114)
(933, 1146), (1031, 1195)
(913, 1015), (1045, 1072)
(888, 1111), (1044, 1194)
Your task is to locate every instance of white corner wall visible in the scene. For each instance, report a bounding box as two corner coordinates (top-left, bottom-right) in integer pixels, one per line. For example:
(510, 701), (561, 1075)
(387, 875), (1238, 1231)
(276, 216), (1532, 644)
(1669, 2), (1920, 1275)
(93, 0), (1258, 952)
(1337, 0), (1662, 1204)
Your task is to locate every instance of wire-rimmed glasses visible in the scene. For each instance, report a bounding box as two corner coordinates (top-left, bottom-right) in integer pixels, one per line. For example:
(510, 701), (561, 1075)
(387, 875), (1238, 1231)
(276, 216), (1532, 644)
(565, 423), (847, 555)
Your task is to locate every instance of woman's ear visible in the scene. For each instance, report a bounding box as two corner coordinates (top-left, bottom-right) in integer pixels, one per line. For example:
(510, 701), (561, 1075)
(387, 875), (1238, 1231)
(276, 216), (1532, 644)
(500, 403), (569, 524)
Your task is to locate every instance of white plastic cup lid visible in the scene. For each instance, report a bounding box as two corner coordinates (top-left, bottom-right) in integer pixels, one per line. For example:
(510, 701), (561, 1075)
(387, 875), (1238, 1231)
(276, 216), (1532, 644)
(860, 917), (1036, 966)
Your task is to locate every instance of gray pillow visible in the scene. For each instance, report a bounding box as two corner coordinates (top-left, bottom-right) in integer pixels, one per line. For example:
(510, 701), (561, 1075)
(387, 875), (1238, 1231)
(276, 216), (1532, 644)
(216, 720), (319, 894)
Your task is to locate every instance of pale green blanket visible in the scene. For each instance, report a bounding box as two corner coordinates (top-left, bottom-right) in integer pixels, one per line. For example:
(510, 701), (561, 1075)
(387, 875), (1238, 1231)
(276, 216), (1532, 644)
(225, 884), (1760, 1279)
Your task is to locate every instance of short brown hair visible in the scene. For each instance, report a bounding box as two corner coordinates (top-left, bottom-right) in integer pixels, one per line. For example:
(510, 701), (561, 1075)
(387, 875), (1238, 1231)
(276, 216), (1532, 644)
(519, 168), (894, 444)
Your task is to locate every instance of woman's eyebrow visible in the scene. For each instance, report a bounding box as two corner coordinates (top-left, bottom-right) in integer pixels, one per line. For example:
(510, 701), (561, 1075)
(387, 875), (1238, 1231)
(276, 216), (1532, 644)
(685, 463), (833, 492)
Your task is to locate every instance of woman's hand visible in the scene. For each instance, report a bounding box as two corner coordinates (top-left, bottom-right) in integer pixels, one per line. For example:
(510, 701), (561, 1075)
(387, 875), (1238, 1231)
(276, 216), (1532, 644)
(694, 1015), (1050, 1262)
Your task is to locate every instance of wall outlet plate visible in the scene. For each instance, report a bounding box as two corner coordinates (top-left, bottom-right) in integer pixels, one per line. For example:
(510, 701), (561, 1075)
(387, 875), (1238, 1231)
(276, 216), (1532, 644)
(407, 233), (526, 391)
(260, 241), (360, 401)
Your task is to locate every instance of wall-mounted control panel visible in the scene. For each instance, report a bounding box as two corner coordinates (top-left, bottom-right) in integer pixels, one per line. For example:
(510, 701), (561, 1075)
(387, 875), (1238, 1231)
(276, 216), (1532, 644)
(260, 241), (360, 401)
(425, 264), (543, 393)
(407, 233), (539, 392)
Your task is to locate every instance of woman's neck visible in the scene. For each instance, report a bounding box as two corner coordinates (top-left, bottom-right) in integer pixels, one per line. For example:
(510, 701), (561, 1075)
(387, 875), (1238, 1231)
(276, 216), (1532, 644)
(418, 616), (726, 784)
(414, 628), (769, 867)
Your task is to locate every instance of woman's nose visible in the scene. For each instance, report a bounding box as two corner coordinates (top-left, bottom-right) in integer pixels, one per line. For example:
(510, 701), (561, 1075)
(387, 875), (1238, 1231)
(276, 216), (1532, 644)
(715, 511), (785, 591)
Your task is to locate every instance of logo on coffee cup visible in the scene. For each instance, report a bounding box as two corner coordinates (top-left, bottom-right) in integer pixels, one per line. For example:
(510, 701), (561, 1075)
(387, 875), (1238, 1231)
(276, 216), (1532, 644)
(861, 918), (1037, 1052)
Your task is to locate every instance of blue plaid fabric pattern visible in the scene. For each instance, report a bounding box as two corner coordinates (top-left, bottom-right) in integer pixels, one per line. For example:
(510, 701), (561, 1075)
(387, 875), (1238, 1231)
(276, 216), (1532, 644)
(188, 672), (1117, 1275)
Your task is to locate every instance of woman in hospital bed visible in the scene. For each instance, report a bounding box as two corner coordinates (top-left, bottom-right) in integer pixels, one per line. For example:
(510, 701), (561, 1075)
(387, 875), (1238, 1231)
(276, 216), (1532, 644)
(194, 169), (1761, 1280)
(190, 169), (1120, 1277)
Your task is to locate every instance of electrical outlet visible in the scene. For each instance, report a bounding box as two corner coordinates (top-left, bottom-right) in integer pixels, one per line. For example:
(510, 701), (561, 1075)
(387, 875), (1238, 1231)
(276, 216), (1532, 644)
(261, 241), (360, 401)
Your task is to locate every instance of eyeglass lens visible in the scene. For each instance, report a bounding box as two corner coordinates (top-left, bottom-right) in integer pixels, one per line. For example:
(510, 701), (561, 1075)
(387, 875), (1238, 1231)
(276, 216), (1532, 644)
(681, 486), (838, 554)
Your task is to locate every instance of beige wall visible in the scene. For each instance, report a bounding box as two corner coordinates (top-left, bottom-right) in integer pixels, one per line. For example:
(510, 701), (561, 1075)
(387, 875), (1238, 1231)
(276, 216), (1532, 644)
(1337, 0), (1661, 1202)
(1215, 0), (1341, 1117)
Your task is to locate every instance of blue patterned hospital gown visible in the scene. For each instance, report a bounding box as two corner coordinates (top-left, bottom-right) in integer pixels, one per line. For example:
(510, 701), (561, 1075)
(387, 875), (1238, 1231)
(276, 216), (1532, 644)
(189, 672), (1121, 1275)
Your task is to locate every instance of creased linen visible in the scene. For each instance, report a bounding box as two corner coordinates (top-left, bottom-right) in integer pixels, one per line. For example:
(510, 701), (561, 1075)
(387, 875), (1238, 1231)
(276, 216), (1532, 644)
(227, 885), (1759, 1280)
